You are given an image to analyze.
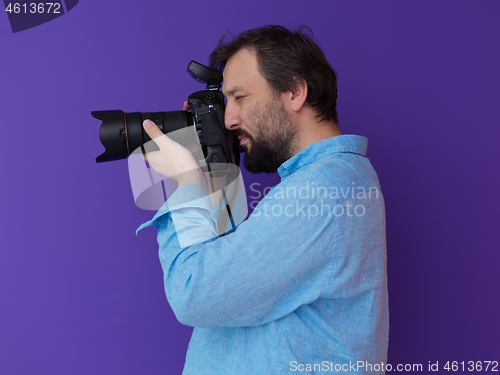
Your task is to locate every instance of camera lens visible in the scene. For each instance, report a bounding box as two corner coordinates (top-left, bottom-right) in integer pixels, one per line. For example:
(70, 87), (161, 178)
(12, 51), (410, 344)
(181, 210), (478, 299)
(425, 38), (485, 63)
(92, 110), (194, 163)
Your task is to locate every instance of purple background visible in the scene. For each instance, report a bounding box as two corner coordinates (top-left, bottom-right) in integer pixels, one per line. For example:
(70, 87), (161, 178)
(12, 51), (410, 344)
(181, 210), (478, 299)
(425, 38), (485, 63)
(1, 1), (499, 374)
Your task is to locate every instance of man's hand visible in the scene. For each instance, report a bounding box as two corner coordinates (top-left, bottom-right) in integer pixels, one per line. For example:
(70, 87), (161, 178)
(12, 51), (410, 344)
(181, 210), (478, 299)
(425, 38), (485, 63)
(142, 119), (207, 192)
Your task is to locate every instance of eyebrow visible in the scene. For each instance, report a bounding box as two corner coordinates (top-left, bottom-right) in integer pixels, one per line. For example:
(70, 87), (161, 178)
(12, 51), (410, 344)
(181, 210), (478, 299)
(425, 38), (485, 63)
(222, 86), (245, 97)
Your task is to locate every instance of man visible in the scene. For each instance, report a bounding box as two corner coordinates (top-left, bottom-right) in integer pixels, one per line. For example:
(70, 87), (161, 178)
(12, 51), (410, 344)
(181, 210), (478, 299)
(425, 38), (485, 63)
(138, 25), (388, 374)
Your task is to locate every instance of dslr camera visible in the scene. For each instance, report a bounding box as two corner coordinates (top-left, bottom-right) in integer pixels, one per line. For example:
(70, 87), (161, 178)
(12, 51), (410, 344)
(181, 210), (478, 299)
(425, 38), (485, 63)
(92, 61), (244, 235)
(92, 61), (239, 170)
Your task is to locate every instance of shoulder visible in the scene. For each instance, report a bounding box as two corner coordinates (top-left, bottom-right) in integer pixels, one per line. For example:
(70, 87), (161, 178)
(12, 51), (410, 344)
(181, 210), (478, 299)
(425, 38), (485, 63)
(287, 151), (381, 194)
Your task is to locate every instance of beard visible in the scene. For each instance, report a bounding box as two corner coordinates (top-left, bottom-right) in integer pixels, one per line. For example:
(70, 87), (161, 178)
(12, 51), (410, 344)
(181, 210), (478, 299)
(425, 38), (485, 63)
(237, 95), (299, 174)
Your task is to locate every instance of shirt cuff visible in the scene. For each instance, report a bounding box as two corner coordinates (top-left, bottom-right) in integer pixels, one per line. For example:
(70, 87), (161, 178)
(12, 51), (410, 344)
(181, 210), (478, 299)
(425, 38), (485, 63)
(136, 184), (216, 239)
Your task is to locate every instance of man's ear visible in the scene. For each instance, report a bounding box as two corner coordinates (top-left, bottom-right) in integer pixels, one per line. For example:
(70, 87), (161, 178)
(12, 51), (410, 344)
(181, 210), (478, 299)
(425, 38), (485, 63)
(288, 78), (308, 113)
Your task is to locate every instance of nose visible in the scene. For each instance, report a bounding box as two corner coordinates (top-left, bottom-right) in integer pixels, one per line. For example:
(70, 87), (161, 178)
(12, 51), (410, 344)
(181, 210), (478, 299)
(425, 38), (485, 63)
(224, 101), (241, 130)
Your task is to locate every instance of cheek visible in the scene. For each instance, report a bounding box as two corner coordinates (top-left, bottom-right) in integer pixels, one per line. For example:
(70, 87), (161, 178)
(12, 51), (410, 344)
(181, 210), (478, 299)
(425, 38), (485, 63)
(244, 107), (262, 132)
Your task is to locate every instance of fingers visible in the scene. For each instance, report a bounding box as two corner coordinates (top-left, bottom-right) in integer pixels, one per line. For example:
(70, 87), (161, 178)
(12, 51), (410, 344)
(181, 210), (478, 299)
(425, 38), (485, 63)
(142, 150), (161, 169)
(143, 119), (173, 150)
(140, 149), (159, 161)
(183, 101), (191, 111)
(143, 119), (163, 140)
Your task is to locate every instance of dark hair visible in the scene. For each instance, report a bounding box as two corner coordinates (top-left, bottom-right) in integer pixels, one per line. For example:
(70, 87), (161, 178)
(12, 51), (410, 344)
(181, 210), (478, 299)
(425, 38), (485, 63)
(209, 25), (339, 124)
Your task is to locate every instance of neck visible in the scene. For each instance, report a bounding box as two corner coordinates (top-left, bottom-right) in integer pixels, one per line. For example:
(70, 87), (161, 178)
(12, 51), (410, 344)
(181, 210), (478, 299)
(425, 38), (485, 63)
(294, 116), (342, 155)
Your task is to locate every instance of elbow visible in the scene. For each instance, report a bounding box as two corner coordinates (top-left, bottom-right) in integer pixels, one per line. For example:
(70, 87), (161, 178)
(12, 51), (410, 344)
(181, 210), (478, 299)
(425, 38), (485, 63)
(171, 301), (198, 326)
(169, 298), (215, 327)
(167, 287), (231, 328)
(166, 283), (212, 327)
(166, 282), (200, 326)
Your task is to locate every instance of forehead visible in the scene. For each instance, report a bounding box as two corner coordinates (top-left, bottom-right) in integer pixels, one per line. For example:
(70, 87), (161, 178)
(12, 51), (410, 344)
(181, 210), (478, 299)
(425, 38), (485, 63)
(222, 48), (267, 95)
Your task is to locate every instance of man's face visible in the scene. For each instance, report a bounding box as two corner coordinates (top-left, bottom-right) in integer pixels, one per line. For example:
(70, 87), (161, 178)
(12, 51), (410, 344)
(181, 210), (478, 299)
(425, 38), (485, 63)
(222, 48), (299, 174)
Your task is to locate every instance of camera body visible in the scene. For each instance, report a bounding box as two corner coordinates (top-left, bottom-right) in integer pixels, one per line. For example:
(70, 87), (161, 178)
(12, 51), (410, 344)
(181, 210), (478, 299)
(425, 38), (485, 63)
(186, 82), (231, 170)
(92, 61), (238, 170)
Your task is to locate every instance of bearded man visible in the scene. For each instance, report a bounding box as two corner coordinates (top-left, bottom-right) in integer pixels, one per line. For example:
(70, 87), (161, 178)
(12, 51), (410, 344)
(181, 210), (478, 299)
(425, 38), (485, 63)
(138, 25), (389, 375)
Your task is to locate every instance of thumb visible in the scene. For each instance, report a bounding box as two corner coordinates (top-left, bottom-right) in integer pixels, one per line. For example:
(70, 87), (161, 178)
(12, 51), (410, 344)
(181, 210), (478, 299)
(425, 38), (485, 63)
(143, 119), (171, 150)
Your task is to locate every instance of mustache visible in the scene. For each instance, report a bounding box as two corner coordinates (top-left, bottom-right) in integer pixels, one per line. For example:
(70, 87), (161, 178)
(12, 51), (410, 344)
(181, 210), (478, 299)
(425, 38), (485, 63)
(235, 129), (253, 140)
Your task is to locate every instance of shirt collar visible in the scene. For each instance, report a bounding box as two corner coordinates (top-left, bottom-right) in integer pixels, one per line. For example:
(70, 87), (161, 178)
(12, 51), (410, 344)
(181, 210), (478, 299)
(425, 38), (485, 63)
(277, 135), (368, 179)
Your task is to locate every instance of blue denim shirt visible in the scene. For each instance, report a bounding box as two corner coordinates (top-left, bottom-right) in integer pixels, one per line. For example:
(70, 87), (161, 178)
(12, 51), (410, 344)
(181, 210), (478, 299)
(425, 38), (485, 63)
(137, 135), (389, 374)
